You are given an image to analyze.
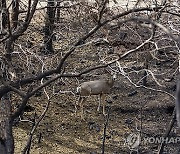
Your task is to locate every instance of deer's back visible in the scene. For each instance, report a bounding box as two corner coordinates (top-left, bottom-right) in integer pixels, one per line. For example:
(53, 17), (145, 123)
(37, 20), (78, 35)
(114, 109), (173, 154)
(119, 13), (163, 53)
(80, 80), (112, 96)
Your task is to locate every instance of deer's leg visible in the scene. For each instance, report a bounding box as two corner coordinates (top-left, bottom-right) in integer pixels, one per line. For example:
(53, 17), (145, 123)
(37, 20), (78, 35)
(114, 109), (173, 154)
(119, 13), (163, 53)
(75, 96), (81, 115)
(101, 94), (106, 116)
(97, 94), (102, 112)
(80, 97), (86, 120)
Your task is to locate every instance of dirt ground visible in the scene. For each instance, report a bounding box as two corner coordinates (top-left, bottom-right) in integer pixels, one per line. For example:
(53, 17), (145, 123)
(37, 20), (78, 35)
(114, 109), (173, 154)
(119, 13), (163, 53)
(10, 3), (180, 153)
(13, 47), (179, 153)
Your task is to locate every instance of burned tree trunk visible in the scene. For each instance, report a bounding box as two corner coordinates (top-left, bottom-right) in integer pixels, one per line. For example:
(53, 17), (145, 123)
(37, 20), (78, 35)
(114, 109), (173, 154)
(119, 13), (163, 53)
(56, 1), (60, 22)
(42, 0), (56, 54)
(0, 94), (14, 154)
(0, 58), (14, 154)
(0, 0), (38, 153)
(0, 0), (14, 153)
(43, 0), (55, 54)
(0, 0), (8, 35)
(11, 0), (19, 29)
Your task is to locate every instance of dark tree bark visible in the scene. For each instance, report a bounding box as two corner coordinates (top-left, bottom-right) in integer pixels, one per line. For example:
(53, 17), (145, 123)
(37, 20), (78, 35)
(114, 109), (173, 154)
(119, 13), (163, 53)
(0, 94), (14, 154)
(11, 0), (19, 29)
(42, 0), (56, 54)
(4, 37), (14, 61)
(0, 58), (14, 154)
(0, 0), (14, 153)
(56, 1), (60, 22)
(0, 0), (8, 35)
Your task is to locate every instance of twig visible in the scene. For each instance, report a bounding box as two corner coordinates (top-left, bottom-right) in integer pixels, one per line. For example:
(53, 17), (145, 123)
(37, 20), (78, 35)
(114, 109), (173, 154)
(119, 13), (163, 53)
(1, 6), (169, 97)
(22, 89), (51, 154)
(102, 105), (111, 154)
(98, 0), (108, 24)
(157, 109), (176, 154)
(22, 113), (36, 154)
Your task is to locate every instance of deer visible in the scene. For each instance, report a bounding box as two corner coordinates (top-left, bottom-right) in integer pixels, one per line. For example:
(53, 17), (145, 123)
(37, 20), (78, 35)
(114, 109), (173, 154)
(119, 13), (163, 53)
(76, 73), (116, 119)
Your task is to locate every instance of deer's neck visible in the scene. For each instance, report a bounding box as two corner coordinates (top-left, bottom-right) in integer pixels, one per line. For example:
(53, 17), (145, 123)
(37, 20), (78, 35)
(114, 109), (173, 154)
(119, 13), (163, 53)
(108, 79), (114, 87)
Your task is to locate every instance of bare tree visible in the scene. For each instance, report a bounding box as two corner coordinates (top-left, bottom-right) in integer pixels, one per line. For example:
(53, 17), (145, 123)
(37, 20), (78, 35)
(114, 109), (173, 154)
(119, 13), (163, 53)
(0, 0), (8, 34)
(0, 0), (38, 153)
(41, 0), (56, 54)
(0, 0), (180, 153)
(11, 0), (20, 29)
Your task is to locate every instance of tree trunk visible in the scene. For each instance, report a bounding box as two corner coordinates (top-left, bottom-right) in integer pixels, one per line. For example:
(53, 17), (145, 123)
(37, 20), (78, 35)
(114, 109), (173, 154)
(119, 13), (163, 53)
(0, 0), (38, 153)
(0, 58), (14, 154)
(0, 94), (14, 154)
(11, 0), (19, 29)
(56, 1), (60, 22)
(0, 1), (15, 153)
(42, 0), (55, 54)
(0, 0), (8, 34)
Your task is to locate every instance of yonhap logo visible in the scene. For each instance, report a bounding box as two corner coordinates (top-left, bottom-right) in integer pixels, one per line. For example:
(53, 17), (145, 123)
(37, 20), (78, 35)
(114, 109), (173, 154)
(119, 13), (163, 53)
(143, 136), (180, 144)
(125, 133), (180, 150)
(124, 133), (141, 149)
